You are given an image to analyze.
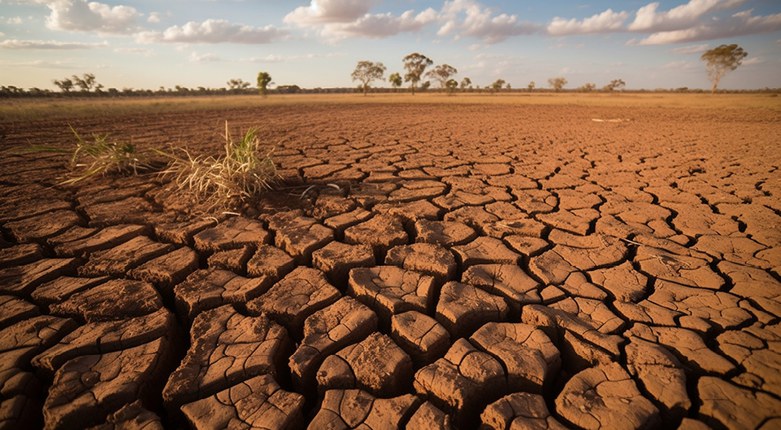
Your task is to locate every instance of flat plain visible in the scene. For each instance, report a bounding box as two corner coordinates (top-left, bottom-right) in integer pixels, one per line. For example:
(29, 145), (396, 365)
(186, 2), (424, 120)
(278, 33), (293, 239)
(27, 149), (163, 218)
(1, 93), (780, 429)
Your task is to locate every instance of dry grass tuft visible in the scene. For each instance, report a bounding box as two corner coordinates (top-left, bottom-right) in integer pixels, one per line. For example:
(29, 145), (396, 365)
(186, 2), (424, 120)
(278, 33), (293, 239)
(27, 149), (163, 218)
(19, 126), (149, 185)
(62, 126), (149, 185)
(158, 122), (277, 209)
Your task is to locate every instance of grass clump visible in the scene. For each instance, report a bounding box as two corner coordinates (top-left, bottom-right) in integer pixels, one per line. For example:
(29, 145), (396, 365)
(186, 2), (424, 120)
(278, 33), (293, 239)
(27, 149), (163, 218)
(19, 126), (149, 185)
(63, 126), (148, 185)
(159, 122), (277, 209)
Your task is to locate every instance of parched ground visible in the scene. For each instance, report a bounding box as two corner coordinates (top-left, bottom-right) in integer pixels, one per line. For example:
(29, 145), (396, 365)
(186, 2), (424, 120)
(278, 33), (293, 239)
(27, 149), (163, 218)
(1, 98), (780, 429)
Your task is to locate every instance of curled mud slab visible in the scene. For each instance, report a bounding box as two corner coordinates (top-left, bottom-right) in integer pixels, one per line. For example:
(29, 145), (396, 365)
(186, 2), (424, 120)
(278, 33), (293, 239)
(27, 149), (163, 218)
(1, 101), (780, 429)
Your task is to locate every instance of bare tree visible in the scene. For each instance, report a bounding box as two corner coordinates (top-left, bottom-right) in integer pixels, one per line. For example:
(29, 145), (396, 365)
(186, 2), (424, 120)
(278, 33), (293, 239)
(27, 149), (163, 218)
(701, 44), (747, 94)
(352, 61), (386, 96)
(403, 52), (433, 95)
(426, 64), (458, 89)
(548, 77), (568, 92)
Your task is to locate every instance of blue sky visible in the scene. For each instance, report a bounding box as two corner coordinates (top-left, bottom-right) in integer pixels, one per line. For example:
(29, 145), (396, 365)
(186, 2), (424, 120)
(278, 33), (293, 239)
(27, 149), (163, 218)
(1, 0), (780, 90)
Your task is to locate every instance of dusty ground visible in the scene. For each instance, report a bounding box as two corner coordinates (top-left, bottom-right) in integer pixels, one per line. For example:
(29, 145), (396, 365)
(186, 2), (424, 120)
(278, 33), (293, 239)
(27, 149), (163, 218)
(1, 97), (780, 429)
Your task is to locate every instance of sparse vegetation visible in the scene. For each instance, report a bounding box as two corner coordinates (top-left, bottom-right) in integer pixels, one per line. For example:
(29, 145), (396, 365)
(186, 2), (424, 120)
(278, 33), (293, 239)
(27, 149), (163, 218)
(445, 79), (458, 95)
(548, 77), (568, 92)
(701, 44), (747, 94)
(403, 53), (433, 95)
(257, 71), (273, 96)
(159, 122), (277, 209)
(579, 83), (596, 92)
(426, 64), (458, 89)
(491, 79), (506, 93)
(227, 78), (251, 91)
(351, 61), (386, 96)
(388, 72), (402, 91)
(603, 79), (626, 92)
(21, 126), (150, 185)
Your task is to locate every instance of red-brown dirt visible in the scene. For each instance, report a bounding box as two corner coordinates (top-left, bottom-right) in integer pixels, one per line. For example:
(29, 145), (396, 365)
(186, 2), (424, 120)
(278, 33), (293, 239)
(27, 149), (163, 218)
(1, 100), (780, 429)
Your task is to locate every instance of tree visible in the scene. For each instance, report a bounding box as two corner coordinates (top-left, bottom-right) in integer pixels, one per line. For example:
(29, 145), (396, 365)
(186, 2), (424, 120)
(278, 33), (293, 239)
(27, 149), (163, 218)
(579, 83), (596, 92)
(388, 72), (402, 91)
(425, 64), (457, 89)
(227, 78), (250, 91)
(72, 73), (96, 92)
(491, 79), (506, 93)
(460, 77), (472, 91)
(445, 79), (458, 95)
(403, 52), (433, 95)
(701, 44), (747, 94)
(528, 81), (535, 92)
(53, 78), (74, 93)
(548, 77), (567, 92)
(257, 71), (272, 96)
(351, 61), (386, 96)
(603, 79), (626, 92)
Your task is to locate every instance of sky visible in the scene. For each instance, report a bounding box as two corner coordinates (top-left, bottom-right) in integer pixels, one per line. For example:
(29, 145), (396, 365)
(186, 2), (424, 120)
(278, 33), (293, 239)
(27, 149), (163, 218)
(1, 0), (780, 91)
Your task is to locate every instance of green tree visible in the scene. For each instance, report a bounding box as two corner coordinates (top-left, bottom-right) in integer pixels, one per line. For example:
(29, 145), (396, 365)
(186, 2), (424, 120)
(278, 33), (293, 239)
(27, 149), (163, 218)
(426, 64), (457, 89)
(491, 79), (506, 93)
(445, 79), (458, 95)
(548, 77), (567, 92)
(403, 52), (433, 95)
(700, 44), (747, 94)
(579, 83), (596, 92)
(227, 78), (250, 91)
(53, 78), (74, 93)
(257, 71), (272, 96)
(603, 79), (625, 92)
(460, 77), (472, 91)
(71, 73), (96, 92)
(388, 72), (402, 91)
(351, 61), (386, 96)
(528, 81), (535, 92)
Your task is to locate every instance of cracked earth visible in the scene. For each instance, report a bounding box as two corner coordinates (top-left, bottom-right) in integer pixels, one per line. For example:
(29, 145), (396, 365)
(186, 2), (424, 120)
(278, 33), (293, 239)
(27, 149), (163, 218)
(1, 101), (780, 429)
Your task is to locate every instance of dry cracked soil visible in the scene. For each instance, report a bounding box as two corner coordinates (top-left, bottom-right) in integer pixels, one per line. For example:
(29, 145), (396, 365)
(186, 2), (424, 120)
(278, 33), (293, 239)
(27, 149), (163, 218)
(0, 100), (780, 429)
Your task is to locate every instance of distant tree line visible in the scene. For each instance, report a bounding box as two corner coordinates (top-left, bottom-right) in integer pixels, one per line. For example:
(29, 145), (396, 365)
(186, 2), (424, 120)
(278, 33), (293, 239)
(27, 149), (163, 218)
(0, 44), (770, 98)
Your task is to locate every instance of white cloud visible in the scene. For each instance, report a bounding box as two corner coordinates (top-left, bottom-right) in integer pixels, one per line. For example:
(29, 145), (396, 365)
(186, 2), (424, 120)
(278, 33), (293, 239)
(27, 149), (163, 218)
(240, 52), (344, 63)
(322, 8), (436, 39)
(147, 11), (161, 24)
(284, 0), (434, 40)
(637, 9), (781, 44)
(0, 38), (107, 49)
(548, 8), (628, 35)
(672, 43), (710, 54)
(138, 19), (287, 44)
(114, 46), (151, 54)
(284, 0), (377, 25)
(438, 0), (539, 43)
(661, 60), (698, 69)
(1, 59), (77, 69)
(629, 0), (747, 32)
(189, 52), (220, 63)
(5, 16), (23, 24)
(43, 0), (141, 34)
